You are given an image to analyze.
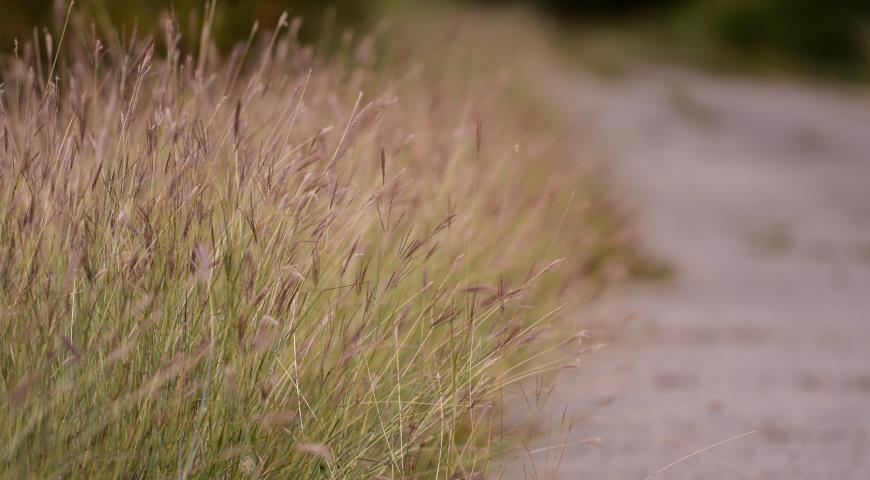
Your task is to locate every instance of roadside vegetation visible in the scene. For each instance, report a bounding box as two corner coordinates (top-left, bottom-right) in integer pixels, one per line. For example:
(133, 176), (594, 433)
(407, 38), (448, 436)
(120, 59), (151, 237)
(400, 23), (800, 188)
(471, 0), (870, 81)
(0, 6), (644, 478)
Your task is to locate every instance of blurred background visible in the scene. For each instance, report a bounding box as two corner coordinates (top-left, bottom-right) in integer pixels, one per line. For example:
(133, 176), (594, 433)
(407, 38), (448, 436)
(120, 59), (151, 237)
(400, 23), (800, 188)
(3, 0), (869, 79)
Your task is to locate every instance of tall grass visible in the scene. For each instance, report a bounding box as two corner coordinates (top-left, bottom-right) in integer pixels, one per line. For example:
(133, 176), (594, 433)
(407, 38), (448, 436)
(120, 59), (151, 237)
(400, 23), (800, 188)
(0, 8), (638, 478)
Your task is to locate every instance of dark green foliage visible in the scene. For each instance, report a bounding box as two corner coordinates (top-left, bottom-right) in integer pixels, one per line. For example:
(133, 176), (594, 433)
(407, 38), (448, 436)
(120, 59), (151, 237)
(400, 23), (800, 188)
(680, 0), (866, 68)
(467, 0), (682, 18)
(465, 0), (868, 73)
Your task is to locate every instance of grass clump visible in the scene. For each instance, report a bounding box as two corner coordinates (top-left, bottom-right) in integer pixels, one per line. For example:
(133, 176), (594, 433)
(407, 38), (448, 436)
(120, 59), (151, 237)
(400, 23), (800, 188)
(0, 9), (638, 478)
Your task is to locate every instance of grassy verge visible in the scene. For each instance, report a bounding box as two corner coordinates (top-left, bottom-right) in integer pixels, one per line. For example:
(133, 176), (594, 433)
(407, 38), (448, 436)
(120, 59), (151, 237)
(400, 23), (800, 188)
(0, 8), (641, 478)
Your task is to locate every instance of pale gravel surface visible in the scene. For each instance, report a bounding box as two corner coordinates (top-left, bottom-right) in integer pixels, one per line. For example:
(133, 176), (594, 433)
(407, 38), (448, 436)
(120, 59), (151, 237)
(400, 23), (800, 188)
(519, 67), (870, 479)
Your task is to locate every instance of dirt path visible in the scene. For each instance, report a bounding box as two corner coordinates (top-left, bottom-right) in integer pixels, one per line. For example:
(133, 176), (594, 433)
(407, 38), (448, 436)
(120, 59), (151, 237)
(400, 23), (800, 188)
(530, 67), (870, 479)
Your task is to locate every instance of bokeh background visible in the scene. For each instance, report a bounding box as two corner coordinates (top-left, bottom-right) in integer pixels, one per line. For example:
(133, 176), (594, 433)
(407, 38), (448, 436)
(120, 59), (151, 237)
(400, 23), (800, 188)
(3, 0), (869, 79)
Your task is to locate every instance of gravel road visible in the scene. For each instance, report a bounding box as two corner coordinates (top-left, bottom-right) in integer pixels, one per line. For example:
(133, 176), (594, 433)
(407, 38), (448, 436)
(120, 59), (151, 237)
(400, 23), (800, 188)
(523, 66), (870, 479)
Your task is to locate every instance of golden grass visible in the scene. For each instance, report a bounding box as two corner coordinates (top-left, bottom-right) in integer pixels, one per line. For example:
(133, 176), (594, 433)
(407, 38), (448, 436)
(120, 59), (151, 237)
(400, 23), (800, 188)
(0, 8), (640, 478)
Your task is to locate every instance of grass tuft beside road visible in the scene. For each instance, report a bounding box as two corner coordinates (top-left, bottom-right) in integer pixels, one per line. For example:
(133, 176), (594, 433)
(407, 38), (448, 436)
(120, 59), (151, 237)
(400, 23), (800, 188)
(0, 11), (642, 478)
